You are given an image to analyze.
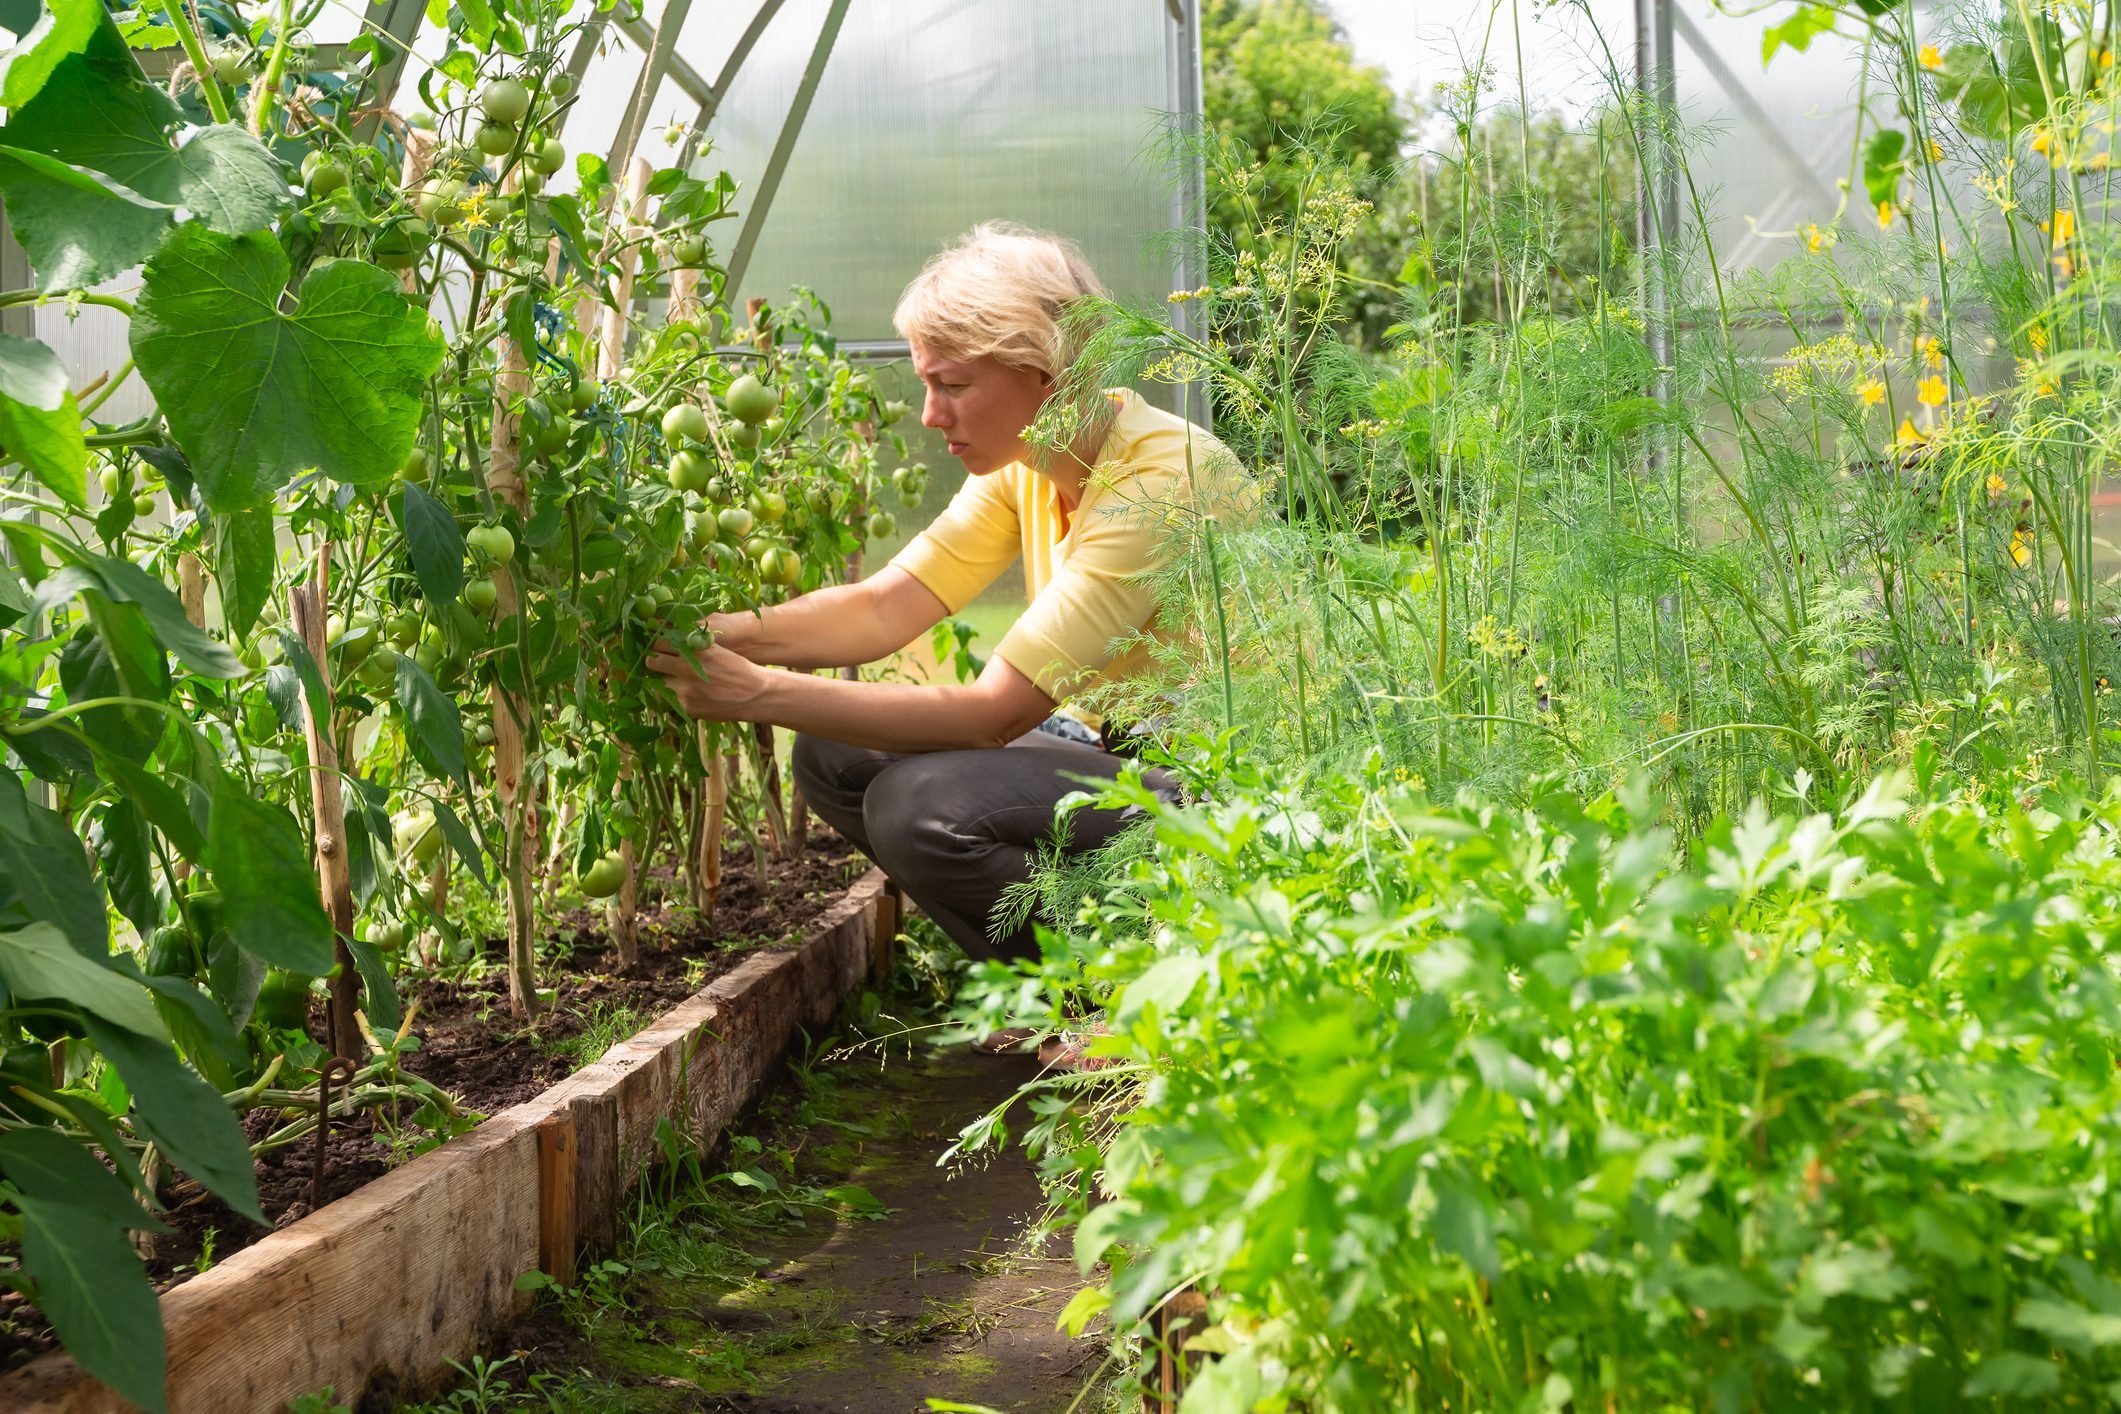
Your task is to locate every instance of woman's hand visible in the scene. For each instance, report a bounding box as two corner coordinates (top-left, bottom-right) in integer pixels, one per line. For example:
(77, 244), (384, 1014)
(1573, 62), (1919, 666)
(648, 638), (771, 722)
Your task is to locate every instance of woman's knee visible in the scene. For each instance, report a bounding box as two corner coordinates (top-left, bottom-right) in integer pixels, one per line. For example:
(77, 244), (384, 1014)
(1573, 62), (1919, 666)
(860, 755), (958, 866)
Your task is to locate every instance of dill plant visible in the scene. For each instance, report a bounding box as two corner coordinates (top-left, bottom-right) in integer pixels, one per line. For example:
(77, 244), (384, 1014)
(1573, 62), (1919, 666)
(957, 0), (2121, 1407)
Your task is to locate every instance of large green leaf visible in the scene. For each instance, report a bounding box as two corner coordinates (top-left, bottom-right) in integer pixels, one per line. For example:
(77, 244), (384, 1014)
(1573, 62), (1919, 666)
(201, 770), (334, 974)
(83, 1016), (261, 1223)
(0, 1125), (159, 1229)
(63, 596), (171, 765)
(0, 11), (287, 290)
(0, 143), (171, 292)
(0, 772), (110, 954)
(14, 1191), (167, 1414)
(0, 924), (163, 1036)
(0, 334), (86, 506)
(133, 227), (445, 512)
(0, 0), (103, 106)
(80, 553), (246, 678)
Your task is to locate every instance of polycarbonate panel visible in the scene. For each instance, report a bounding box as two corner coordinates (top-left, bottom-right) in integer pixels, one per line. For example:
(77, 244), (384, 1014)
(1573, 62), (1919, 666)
(699, 0), (1187, 343)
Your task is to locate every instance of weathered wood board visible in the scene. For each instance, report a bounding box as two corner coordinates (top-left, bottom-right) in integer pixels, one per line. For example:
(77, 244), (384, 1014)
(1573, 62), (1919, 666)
(1, 870), (898, 1414)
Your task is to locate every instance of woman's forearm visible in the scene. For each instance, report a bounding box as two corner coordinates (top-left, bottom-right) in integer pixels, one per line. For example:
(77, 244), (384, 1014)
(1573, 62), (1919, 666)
(716, 569), (946, 670)
(739, 665), (1051, 753)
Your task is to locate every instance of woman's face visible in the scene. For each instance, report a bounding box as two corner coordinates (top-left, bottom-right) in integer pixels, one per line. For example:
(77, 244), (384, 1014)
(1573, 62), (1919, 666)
(911, 342), (1052, 476)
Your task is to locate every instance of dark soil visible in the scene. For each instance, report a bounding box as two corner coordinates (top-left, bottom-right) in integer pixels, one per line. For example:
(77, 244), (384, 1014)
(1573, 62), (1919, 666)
(0, 831), (866, 1383)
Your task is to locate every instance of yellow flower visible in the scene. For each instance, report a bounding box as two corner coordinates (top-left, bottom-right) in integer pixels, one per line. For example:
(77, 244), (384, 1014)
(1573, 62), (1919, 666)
(2032, 126), (2052, 154)
(1986, 472), (2007, 500)
(2092, 151), (2112, 171)
(2052, 208), (2075, 245)
(1858, 378), (1886, 407)
(459, 193), (489, 229)
(2028, 323), (2048, 351)
(1921, 336), (1943, 369)
(1878, 199), (1896, 229)
(1894, 417), (1925, 450)
(1803, 222), (1831, 253)
(2010, 530), (2032, 568)
(2055, 251), (2076, 278)
(1925, 137), (1944, 162)
(1917, 375), (1947, 406)
(1919, 44), (1942, 70)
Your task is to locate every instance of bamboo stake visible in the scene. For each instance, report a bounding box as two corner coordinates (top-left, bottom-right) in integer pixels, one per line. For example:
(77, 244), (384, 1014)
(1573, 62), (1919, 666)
(485, 184), (539, 1017)
(288, 545), (362, 1058)
(691, 724), (725, 914)
(590, 155), (658, 962)
(398, 129), (436, 299)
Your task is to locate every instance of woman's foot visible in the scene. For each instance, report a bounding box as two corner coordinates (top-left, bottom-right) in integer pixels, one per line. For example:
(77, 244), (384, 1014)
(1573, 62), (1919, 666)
(1036, 1027), (1118, 1072)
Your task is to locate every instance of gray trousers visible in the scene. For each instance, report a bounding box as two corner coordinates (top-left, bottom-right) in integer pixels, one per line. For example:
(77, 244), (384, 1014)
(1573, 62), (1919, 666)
(790, 727), (1178, 962)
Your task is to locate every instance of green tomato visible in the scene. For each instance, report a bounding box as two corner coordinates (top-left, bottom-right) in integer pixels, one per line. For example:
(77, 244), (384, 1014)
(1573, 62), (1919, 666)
(580, 852), (627, 899)
(747, 488), (787, 524)
(671, 233), (707, 265)
(667, 449), (711, 493)
(759, 545), (802, 587)
(662, 402), (709, 443)
(386, 611), (422, 647)
(866, 510), (897, 540)
(357, 646), (399, 690)
(406, 110), (437, 130)
(132, 492), (156, 518)
(897, 485), (924, 509)
(305, 159), (349, 199)
(399, 447), (431, 482)
(716, 506), (755, 542)
(475, 122), (517, 158)
(464, 576), (499, 614)
(728, 423), (759, 451)
(467, 523), (515, 565)
(547, 71), (579, 101)
(480, 77), (532, 126)
(99, 465), (127, 498)
(803, 486), (834, 517)
(209, 48), (249, 84)
(531, 137), (567, 176)
(374, 220), (431, 271)
(881, 399), (910, 425)
(631, 593), (658, 619)
(570, 378), (599, 412)
(725, 374), (779, 426)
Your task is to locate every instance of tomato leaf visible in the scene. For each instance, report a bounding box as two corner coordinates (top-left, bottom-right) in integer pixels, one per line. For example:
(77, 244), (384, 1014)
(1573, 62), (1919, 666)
(216, 507), (279, 642)
(396, 653), (469, 794)
(399, 480), (466, 607)
(1760, 4), (1836, 65)
(0, 923), (162, 1035)
(343, 933), (400, 1031)
(82, 1015), (263, 1223)
(202, 770), (334, 975)
(432, 798), (488, 887)
(91, 746), (205, 861)
(132, 226), (445, 513)
(13, 1191), (168, 1414)
(0, 334), (86, 507)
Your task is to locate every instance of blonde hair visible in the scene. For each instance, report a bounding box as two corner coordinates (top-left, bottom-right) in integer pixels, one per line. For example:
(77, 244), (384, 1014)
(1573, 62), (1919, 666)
(893, 221), (1107, 379)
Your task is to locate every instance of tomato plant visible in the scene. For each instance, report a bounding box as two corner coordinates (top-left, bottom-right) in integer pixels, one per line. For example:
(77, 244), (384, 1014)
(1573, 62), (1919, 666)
(0, 0), (927, 1402)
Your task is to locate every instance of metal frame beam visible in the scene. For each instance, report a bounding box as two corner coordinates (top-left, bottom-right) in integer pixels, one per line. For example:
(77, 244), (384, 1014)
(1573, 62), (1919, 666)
(606, 0), (700, 175)
(722, 0), (851, 299)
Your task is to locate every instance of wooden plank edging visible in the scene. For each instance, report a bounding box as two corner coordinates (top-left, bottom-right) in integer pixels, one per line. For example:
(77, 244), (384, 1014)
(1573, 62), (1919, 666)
(1, 869), (898, 1414)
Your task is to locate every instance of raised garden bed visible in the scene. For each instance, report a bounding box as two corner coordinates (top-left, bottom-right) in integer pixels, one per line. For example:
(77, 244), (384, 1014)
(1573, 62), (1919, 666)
(0, 865), (898, 1413)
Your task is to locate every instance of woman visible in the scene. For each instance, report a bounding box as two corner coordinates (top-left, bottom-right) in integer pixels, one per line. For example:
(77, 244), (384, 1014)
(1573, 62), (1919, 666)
(649, 221), (1245, 966)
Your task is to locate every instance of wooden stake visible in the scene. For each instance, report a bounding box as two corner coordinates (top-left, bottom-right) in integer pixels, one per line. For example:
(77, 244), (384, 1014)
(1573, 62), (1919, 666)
(288, 545), (361, 1058)
(597, 157), (652, 382)
(608, 750), (641, 970)
(694, 724), (725, 915)
(486, 222), (539, 1018)
(397, 129), (436, 299)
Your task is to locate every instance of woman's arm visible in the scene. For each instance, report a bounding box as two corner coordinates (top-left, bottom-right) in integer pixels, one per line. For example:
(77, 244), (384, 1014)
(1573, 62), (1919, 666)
(711, 566), (948, 670)
(648, 640), (1056, 753)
